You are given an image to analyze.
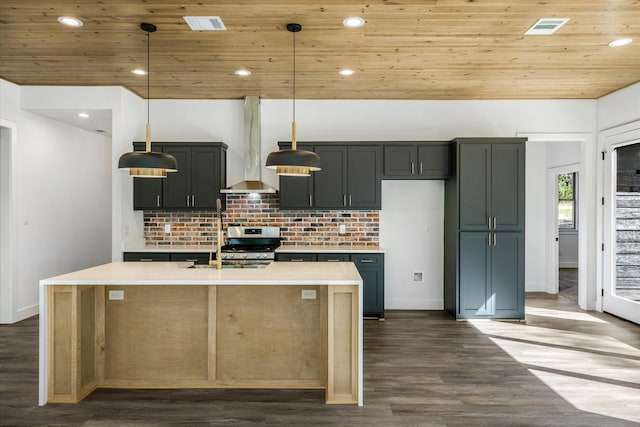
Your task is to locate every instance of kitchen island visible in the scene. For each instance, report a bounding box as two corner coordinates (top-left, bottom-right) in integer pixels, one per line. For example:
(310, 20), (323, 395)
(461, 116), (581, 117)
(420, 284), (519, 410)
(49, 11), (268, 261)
(39, 262), (362, 406)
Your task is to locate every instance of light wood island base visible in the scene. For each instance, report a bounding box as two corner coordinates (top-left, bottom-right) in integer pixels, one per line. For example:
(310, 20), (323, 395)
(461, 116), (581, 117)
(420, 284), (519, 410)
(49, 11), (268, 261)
(46, 283), (359, 405)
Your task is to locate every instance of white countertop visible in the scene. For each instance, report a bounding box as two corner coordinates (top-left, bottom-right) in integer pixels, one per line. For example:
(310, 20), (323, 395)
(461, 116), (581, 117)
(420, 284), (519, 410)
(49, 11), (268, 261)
(40, 261), (362, 286)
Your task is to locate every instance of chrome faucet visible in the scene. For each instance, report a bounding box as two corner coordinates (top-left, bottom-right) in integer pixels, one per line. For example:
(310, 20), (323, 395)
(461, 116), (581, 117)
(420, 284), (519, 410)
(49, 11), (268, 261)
(209, 198), (224, 270)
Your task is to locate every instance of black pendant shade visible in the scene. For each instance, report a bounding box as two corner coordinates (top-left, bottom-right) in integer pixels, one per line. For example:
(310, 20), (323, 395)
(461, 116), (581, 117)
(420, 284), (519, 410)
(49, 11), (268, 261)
(118, 151), (178, 178)
(118, 23), (178, 178)
(265, 23), (321, 177)
(266, 148), (321, 176)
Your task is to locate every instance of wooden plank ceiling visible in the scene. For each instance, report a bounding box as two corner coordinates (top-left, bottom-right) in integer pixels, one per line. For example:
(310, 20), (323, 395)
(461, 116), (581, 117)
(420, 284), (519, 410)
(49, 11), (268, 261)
(1, 0), (639, 100)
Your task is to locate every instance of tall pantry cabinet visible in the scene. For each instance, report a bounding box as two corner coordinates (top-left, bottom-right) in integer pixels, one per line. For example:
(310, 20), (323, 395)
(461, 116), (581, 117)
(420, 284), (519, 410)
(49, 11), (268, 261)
(444, 138), (526, 319)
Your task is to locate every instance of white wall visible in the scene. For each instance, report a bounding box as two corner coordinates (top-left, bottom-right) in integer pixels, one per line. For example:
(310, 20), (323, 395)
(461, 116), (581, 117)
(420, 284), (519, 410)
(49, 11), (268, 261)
(380, 181), (444, 309)
(598, 82), (640, 131)
(559, 231), (579, 268)
(0, 80), (113, 322)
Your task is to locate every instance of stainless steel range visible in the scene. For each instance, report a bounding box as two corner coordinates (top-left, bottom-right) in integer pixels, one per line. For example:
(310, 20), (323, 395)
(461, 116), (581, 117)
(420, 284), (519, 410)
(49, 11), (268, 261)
(220, 226), (281, 268)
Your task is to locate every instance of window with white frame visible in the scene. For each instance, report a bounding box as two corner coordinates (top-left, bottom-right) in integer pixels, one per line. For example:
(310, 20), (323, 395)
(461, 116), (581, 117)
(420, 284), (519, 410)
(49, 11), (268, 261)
(558, 172), (577, 229)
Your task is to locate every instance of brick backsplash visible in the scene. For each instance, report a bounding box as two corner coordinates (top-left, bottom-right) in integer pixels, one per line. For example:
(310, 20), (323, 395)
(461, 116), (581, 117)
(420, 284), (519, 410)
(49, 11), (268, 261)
(143, 194), (379, 247)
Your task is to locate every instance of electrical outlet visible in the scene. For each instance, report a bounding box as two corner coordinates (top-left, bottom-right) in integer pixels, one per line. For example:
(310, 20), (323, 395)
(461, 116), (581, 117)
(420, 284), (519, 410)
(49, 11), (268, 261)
(339, 224), (346, 234)
(301, 289), (317, 300)
(164, 223), (171, 233)
(108, 290), (124, 300)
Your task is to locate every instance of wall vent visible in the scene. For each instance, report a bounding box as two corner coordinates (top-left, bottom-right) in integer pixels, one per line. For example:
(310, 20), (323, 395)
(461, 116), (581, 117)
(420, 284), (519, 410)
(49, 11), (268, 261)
(525, 18), (570, 35)
(183, 16), (226, 31)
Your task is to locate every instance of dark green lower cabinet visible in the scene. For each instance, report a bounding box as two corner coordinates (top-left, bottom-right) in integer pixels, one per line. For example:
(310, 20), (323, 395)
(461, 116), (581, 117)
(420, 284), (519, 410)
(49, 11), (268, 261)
(275, 253), (317, 262)
(458, 232), (523, 319)
(170, 252), (212, 265)
(123, 252), (214, 263)
(123, 252), (170, 262)
(276, 252), (385, 318)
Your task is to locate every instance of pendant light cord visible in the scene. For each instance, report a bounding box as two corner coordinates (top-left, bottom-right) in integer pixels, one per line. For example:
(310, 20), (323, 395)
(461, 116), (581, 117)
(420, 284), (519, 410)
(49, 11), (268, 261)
(292, 29), (296, 124)
(147, 28), (150, 125)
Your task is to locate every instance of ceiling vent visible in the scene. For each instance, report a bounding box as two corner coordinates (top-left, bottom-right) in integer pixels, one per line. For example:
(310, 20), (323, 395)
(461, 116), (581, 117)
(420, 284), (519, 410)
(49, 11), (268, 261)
(525, 18), (570, 35)
(183, 16), (226, 31)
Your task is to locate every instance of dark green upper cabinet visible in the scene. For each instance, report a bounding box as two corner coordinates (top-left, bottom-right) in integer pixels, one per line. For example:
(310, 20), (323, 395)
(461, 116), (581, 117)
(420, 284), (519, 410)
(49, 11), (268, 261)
(314, 146), (348, 208)
(383, 142), (450, 179)
(347, 145), (381, 209)
(459, 143), (491, 230)
(383, 145), (416, 176)
(132, 142), (162, 209)
(277, 142), (381, 210)
(418, 144), (450, 178)
(278, 143), (313, 209)
(191, 145), (225, 209)
(162, 145), (191, 208)
(458, 140), (524, 231)
(132, 142), (227, 210)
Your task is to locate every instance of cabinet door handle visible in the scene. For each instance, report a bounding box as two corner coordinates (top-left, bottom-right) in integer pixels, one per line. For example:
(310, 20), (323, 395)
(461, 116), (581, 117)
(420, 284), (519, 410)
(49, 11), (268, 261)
(360, 259), (374, 263)
(309, 194), (313, 207)
(291, 258), (305, 262)
(343, 195), (347, 206)
(488, 217), (492, 229)
(419, 162), (423, 175)
(493, 233), (497, 246)
(157, 195), (160, 207)
(493, 217), (497, 229)
(411, 162), (415, 175)
(186, 195), (190, 207)
(349, 194), (352, 206)
(326, 259), (341, 262)
(139, 258), (153, 262)
(488, 233), (491, 246)
(185, 259), (199, 262)
(192, 195), (195, 207)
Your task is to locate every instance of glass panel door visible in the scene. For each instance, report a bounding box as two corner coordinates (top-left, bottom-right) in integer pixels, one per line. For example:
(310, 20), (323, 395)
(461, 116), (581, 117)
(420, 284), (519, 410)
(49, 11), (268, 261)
(614, 144), (640, 304)
(604, 142), (640, 324)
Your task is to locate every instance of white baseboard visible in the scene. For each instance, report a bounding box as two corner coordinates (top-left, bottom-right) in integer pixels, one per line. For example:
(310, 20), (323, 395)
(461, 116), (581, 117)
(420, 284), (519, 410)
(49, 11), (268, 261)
(16, 303), (38, 322)
(559, 262), (578, 268)
(525, 283), (548, 292)
(386, 298), (443, 310)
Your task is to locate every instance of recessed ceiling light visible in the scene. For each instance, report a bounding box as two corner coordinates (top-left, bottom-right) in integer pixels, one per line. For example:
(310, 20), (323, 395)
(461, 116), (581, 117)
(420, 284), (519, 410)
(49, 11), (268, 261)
(339, 69), (356, 76)
(131, 69), (147, 75)
(78, 113), (90, 119)
(609, 38), (633, 47)
(57, 16), (83, 27)
(235, 69), (252, 76)
(343, 17), (365, 28)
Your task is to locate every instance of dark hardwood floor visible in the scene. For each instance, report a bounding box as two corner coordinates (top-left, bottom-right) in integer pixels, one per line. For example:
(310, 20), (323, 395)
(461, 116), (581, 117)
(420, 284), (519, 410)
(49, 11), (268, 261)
(1, 294), (639, 426)
(559, 268), (578, 301)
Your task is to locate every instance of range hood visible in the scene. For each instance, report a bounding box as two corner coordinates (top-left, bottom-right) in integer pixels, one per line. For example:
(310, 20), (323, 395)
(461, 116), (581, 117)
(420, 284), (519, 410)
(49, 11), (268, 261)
(221, 96), (277, 194)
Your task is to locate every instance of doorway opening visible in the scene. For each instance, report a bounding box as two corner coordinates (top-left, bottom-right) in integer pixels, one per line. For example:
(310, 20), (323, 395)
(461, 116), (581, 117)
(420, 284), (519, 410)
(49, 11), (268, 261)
(0, 120), (16, 323)
(557, 172), (579, 302)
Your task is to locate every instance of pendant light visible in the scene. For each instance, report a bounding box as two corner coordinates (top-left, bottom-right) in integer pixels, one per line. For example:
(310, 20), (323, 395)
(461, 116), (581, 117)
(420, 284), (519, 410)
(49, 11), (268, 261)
(266, 23), (321, 177)
(118, 23), (178, 178)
